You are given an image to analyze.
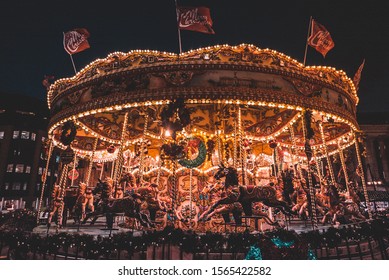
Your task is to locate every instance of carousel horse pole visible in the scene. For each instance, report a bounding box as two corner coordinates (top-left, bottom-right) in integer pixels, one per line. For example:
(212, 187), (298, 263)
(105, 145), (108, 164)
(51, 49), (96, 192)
(301, 110), (318, 230)
(319, 121), (336, 184)
(37, 139), (54, 224)
(337, 140), (350, 193)
(113, 111), (129, 197)
(138, 112), (149, 183)
(56, 163), (70, 230)
(70, 153), (77, 186)
(352, 130), (372, 219)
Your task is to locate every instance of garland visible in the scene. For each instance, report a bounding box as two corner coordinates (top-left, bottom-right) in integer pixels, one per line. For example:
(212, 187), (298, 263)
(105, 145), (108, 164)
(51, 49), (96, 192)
(178, 137), (207, 168)
(0, 216), (388, 259)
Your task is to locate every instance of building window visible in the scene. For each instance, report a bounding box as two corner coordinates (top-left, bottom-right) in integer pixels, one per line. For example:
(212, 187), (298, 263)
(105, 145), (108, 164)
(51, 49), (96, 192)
(23, 182), (27, 191)
(12, 182), (21, 190)
(25, 166), (31, 174)
(15, 164), (24, 173)
(38, 167), (43, 175)
(6, 164), (13, 172)
(0, 131), (4, 139)
(21, 131), (30, 139)
(4, 183), (10, 190)
(31, 133), (36, 141)
(13, 131), (19, 139)
(36, 183), (41, 191)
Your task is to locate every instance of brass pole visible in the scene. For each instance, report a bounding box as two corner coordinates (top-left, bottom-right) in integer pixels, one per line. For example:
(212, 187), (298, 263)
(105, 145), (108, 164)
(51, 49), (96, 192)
(352, 130), (372, 219)
(37, 140), (54, 223)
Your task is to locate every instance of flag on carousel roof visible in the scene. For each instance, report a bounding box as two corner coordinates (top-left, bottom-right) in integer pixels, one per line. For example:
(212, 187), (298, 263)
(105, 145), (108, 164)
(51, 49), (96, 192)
(353, 59), (365, 91)
(42, 75), (55, 90)
(177, 6), (215, 34)
(307, 19), (335, 57)
(63, 28), (90, 55)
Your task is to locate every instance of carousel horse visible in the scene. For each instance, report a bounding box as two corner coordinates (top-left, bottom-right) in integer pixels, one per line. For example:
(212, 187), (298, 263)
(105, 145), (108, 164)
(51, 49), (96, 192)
(201, 165), (296, 222)
(290, 179), (309, 219)
(72, 182), (95, 222)
(119, 172), (137, 195)
(199, 181), (244, 224)
(135, 183), (164, 221)
(82, 178), (154, 228)
(314, 183), (331, 216)
(281, 166), (295, 205)
(339, 187), (366, 222)
(119, 173), (170, 221)
(79, 182), (94, 219)
(321, 184), (366, 225)
(48, 184), (62, 224)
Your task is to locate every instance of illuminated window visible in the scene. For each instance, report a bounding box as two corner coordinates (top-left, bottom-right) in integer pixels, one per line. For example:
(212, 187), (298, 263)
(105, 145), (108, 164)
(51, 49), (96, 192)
(25, 166), (31, 174)
(13, 131), (19, 139)
(31, 133), (36, 141)
(38, 167), (43, 175)
(23, 182), (27, 190)
(15, 164), (24, 173)
(21, 131), (30, 139)
(4, 183), (10, 190)
(12, 182), (21, 190)
(6, 164), (13, 172)
(0, 131), (4, 139)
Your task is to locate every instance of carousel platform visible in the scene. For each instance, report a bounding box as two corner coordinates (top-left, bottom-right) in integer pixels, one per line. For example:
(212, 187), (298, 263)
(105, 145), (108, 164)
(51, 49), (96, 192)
(32, 215), (337, 237)
(33, 216), (144, 237)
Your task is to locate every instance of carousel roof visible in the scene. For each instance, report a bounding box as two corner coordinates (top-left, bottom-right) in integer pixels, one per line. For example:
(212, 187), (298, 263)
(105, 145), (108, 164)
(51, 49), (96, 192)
(46, 44), (361, 164)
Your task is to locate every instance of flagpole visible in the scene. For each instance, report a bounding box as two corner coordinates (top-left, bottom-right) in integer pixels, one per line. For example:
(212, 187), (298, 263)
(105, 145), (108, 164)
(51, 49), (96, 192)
(303, 16), (313, 66)
(69, 54), (77, 74)
(174, 0), (183, 54)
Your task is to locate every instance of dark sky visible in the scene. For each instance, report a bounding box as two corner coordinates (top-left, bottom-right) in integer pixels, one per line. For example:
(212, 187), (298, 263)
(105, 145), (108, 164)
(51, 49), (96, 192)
(0, 0), (388, 112)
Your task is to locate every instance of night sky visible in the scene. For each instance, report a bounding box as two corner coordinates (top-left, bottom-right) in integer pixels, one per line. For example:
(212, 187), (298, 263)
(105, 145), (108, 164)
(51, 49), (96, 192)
(1, 0), (388, 112)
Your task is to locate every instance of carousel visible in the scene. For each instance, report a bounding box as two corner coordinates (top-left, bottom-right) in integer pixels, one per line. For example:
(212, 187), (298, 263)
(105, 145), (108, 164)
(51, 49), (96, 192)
(39, 44), (372, 233)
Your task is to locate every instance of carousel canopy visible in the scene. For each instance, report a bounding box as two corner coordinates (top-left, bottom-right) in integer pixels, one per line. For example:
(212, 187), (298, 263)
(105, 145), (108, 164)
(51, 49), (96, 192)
(47, 44), (360, 167)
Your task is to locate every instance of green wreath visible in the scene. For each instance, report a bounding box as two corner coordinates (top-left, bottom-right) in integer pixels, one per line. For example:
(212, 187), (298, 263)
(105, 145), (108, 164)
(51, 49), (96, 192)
(178, 137), (207, 168)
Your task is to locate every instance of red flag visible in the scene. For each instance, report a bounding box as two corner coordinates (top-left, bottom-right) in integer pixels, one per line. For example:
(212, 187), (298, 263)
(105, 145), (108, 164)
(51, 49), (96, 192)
(177, 6), (215, 34)
(307, 19), (335, 57)
(63, 28), (90, 55)
(353, 59), (365, 91)
(42, 75), (55, 90)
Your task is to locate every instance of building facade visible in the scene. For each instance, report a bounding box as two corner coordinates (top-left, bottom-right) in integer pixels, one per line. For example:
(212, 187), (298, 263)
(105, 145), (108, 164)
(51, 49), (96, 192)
(0, 93), (57, 211)
(358, 112), (389, 191)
